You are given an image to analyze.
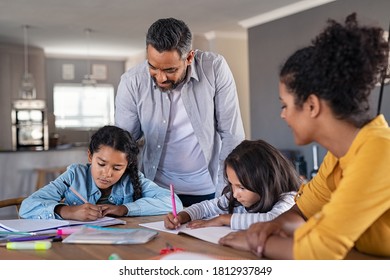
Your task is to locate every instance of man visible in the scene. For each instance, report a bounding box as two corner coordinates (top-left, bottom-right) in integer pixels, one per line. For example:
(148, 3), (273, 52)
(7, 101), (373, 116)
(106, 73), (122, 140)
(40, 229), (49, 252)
(115, 18), (245, 206)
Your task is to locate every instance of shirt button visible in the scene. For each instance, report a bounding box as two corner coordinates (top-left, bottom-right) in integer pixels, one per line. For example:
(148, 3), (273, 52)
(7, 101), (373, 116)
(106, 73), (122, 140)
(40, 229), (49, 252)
(314, 212), (322, 219)
(152, 166), (156, 169)
(73, 202), (77, 205)
(163, 120), (166, 124)
(157, 145), (161, 149)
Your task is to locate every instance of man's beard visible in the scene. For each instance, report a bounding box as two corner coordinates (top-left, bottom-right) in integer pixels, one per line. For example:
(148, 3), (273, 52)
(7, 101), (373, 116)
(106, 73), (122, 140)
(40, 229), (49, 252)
(152, 68), (187, 92)
(153, 77), (178, 92)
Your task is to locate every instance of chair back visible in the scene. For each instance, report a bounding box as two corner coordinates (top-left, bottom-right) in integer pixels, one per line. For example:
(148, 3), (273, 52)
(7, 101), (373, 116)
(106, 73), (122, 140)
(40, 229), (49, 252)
(0, 197), (26, 218)
(35, 166), (67, 190)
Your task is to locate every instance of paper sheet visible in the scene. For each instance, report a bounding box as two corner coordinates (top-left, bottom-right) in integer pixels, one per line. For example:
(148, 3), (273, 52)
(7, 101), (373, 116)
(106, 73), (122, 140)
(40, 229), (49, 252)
(0, 216), (125, 233)
(139, 220), (234, 244)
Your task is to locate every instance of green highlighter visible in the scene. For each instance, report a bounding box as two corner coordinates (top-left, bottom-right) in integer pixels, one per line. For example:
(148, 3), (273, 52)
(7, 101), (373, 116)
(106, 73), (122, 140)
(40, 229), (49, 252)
(6, 241), (52, 250)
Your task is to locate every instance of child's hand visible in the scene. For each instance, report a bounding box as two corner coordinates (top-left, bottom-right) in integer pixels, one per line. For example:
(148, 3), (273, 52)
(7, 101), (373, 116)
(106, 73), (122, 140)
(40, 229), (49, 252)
(100, 204), (128, 217)
(55, 204), (103, 221)
(187, 214), (232, 228)
(164, 211), (190, 229)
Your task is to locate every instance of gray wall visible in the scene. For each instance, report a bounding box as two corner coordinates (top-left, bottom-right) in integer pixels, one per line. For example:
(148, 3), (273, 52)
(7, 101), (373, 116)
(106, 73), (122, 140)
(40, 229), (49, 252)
(248, 0), (390, 171)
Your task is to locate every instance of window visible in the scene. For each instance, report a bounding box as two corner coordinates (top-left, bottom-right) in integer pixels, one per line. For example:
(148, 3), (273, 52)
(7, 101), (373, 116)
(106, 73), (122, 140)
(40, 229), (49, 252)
(53, 83), (114, 129)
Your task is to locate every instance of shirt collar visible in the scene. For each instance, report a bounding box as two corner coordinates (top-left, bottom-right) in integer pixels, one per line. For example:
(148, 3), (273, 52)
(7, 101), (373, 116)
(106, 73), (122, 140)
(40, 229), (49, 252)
(188, 50), (200, 82)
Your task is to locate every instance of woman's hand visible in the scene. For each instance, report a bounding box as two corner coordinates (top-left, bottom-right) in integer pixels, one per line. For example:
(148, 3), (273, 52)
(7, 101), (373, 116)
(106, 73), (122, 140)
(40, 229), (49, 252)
(219, 230), (252, 252)
(219, 220), (286, 258)
(245, 221), (285, 257)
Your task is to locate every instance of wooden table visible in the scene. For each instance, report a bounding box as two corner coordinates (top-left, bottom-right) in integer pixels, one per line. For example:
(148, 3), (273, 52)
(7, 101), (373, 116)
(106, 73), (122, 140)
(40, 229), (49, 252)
(0, 215), (259, 260)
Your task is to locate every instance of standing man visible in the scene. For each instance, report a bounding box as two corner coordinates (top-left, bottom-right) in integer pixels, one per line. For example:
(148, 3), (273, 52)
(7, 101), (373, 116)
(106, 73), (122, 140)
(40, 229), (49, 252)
(115, 18), (245, 206)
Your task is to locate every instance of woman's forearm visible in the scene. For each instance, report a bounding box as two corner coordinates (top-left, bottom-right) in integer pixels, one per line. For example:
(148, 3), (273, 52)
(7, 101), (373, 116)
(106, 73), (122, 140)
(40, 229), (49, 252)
(263, 235), (294, 259)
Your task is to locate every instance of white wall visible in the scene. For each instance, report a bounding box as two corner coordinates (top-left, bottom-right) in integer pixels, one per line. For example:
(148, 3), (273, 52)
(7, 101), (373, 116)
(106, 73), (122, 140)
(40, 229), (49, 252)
(214, 34), (250, 139)
(194, 32), (251, 138)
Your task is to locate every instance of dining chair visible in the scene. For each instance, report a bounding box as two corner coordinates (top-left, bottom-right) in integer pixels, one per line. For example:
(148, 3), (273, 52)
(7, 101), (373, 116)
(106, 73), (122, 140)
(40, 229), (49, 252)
(35, 166), (67, 190)
(0, 196), (26, 218)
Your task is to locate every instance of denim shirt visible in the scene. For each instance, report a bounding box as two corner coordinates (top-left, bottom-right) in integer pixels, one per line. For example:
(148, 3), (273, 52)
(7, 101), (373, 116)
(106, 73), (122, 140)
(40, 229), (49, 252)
(19, 163), (183, 219)
(115, 50), (245, 196)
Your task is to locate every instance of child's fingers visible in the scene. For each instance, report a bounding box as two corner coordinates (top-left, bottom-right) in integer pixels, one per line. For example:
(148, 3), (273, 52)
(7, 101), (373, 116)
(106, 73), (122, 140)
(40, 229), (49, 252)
(164, 213), (178, 229)
(172, 216), (181, 229)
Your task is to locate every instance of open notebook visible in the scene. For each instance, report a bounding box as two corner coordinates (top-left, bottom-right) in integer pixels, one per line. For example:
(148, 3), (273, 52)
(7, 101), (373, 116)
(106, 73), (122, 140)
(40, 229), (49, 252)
(0, 216), (126, 234)
(139, 220), (235, 245)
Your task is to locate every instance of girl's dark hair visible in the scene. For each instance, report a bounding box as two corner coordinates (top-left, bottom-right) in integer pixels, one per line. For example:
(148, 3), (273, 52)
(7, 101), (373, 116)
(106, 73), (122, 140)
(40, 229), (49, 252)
(89, 125), (142, 201)
(219, 139), (301, 213)
(146, 17), (192, 59)
(280, 13), (389, 127)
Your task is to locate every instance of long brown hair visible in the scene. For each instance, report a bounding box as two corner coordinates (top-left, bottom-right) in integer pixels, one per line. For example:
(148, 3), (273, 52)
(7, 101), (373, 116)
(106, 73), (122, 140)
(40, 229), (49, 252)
(219, 139), (301, 213)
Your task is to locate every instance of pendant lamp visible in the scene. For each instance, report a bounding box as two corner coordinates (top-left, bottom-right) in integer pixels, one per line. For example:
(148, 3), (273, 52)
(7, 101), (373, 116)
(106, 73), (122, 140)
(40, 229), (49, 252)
(82, 28), (97, 87)
(20, 25), (36, 99)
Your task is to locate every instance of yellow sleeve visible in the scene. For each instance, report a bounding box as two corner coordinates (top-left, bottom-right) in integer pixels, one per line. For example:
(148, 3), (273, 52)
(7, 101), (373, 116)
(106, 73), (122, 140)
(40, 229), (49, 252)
(294, 136), (390, 259)
(295, 152), (336, 218)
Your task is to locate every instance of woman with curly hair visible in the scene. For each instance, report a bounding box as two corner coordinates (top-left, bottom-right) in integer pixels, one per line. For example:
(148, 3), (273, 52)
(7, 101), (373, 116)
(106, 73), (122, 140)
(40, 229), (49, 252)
(20, 125), (183, 221)
(220, 13), (390, 259)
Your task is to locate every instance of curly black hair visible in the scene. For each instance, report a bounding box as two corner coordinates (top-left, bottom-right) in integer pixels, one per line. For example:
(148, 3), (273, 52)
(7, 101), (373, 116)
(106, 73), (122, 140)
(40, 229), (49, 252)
(280, 13), (389, 127)
(88, 125), (142, 201)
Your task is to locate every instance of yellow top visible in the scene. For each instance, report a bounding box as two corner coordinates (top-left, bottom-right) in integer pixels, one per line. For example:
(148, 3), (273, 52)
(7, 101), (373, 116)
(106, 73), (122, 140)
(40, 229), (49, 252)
(294, 115), (390, 259)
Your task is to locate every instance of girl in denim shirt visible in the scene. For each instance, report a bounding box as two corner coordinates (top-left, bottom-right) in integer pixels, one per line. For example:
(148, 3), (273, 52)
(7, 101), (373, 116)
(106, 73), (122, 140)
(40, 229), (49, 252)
(19, 125), (183, 221)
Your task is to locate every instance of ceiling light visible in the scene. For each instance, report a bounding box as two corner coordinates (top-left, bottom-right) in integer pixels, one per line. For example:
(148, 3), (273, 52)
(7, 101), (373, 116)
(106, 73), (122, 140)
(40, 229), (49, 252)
(20, 25), (37, 99)
(82, 28), (97, 87)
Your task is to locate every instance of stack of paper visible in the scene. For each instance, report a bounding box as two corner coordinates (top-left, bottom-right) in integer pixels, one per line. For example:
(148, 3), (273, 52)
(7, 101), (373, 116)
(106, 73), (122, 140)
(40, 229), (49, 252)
(0, 216), (126, 235)
(62, 225), (158, 244)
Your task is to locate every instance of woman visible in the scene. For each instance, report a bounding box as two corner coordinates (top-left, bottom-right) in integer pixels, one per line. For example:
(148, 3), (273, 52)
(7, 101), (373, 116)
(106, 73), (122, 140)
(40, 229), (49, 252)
(219, 13), (390, 259)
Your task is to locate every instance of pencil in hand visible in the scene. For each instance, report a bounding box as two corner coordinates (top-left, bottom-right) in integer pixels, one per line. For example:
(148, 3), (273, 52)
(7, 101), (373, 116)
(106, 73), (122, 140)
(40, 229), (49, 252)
(170, 184), (177, 217)
(63, 181), (88, 204)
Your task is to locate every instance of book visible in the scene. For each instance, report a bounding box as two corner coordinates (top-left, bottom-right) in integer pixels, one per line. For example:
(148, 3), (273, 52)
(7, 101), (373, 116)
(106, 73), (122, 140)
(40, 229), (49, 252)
(139, 220), (235, 245)
(62, 225), (158, 244)
(0, 216), (126, 234)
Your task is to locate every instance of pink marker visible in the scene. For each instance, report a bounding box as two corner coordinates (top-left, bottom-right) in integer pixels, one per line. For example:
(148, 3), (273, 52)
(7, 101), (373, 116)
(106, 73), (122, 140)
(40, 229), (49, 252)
(57, 227), (83, 235)
(170, 184), (177, 217)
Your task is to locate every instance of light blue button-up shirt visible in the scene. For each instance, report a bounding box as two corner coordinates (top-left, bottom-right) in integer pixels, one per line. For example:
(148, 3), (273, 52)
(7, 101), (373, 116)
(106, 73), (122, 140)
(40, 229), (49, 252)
(19, 163), (183, 219)
(115, 50), (245, 196)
